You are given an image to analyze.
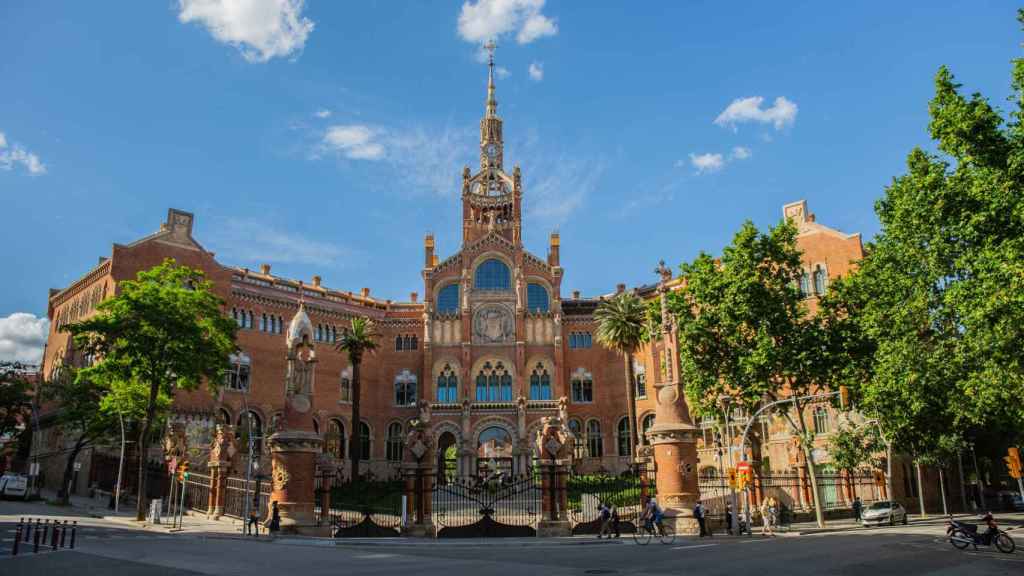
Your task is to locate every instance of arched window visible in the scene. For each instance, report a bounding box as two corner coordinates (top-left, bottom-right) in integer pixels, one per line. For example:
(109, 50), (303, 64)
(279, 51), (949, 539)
(237, 411), (263, 454)
(813, 265), (827, 295)
(799, 271), (811, 297)
(616, 417), (631, 456)
(225, 352), (251, 392)
(218, 408), (232, 427)
(386, 422), (404, 462)
(403, 335), (412, 350)
(528, 362), (552, 400)
(586, 419), (604, 458)
(640, 414), (656, 445)
(340, 367), (352, 403)
(571, 369), (593, 403)
(568, 418), (586, 459)
(395, 335), (403, 351)
(474, 258), (511, 291)
(436, 363), (458, 403)
(325, 419), (345, 459)
(634, 363), (647, 399)
(312, 418), (320, 436)
(436, 284), (460, 314)
(813, 406), (831, 435)
(359, 422), (371, 460)
(526, 283), (549, 312)
(394, 370), (417, 406)
(260, 314), (267, 332)
(475, 361), (512, 402)
(410, 335), (418, 350)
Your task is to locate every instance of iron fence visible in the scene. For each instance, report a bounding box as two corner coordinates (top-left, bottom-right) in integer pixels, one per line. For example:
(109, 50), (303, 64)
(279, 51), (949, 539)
(433, 474), (540, 537)
(183, 473), (211, 514)
(567, 463), (654, 534)
(223, 476), (271, 520)
(315, 469), (403, 536)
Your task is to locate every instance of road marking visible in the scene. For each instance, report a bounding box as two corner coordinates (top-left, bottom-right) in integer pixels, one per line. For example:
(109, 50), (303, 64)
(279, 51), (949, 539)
(671, 543), (718, 550)
(354, 553), (398, 559)
(738, 538), (777, 544)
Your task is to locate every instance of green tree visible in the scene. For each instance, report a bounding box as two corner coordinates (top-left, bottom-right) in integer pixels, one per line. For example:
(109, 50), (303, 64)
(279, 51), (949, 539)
(0, 366), (33, 444)
(67, 259), (237, 520)
(669, 219), (833, 527)
(594, 292), (649, 458)
(334, 317), (379, 479)
(828, 423), (882, 476)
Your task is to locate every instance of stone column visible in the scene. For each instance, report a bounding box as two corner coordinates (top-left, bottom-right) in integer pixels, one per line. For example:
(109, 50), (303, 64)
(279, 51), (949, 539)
(402, 419), (435, 537)
(535, 416), (571, 536)
(645, 262), (700, 535)
(206, 424), (236, 520)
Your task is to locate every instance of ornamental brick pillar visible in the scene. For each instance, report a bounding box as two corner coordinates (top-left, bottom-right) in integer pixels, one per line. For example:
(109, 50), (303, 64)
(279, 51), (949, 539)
(267, 302), (324, 535)
(402, 419), (435, 537)
(536, 416), (572, 536)
(646, 262), (700, 535)
(207, 424), (236, 520)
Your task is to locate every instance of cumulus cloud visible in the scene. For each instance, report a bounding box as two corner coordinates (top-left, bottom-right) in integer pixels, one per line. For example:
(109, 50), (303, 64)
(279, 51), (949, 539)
(321, 125), (385, 160)
(314, 109), (331, 119)
(730, 146), (751, 160)
(496, 66), (511, 79)
(714, 96), (798, 130)
(528, 61), (543, 81)
(0, 313), (49, 364)
(687, 152), (724, 175)
(0, 131), (46, 175)
(457, 0), (558, 45)
(177, 0), (314, 63)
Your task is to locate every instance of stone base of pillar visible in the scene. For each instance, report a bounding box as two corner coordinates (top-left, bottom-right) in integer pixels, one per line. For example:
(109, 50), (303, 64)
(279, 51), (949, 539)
(665, 510), (700, 535)
(404, 522), (436, 538)
(274, 501), (316, 534)
(211, 506), (223, 521)
(536, 520), (572, 537)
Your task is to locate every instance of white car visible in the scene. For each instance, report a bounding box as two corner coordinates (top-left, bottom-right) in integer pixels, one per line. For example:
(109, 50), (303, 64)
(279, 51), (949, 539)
(0, 472), (27, 498)
(861, 501), (908, 526)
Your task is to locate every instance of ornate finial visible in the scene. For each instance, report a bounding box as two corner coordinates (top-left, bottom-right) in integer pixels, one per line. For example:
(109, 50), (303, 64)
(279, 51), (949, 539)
(656, 260), (672, 282)
(485, 39), (498, 118)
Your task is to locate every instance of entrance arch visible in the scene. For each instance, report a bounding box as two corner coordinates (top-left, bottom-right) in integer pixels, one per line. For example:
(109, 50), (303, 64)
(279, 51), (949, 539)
(477, 426), (514, 477)
(437, 431), (458, 484)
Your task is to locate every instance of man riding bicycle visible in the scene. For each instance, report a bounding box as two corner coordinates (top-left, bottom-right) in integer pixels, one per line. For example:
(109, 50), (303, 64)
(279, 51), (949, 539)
(641, 496), (664, 534)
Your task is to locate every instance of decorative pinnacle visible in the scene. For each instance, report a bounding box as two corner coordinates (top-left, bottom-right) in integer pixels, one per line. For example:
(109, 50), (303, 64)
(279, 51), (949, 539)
(485, 39), (498, 118)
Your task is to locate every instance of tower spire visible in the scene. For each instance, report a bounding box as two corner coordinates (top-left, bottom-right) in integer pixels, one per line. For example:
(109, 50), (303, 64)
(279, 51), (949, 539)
(485, 39), (498, 118)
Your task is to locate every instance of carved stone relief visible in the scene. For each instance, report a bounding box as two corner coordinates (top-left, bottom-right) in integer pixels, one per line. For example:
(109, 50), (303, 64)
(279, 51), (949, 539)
(472, 304), (514, 344)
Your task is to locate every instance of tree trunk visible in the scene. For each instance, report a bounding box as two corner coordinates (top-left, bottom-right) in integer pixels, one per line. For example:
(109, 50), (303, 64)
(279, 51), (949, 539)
(135, 379), (161, 521)
(915, 460), (927, 518)
(938, 467), (948, 516)
(957, 450), (968, 512)
(802, 444), (825, 528)
(622, 351), (638, 458)
(58, 435), (88, 505)
(349, 355), (362, 480)
(885, 443), (894, 504)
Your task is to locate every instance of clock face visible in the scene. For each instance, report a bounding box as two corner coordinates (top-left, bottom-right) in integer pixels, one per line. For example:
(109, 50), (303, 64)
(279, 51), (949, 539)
(485, 143), (498, 159)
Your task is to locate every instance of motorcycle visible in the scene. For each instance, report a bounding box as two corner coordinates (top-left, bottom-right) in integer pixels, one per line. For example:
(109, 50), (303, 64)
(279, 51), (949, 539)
(947, 514), (1015, 554)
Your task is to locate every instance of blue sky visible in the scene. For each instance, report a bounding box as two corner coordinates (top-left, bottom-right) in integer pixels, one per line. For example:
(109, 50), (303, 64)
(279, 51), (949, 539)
(1, 1), (1020, 363)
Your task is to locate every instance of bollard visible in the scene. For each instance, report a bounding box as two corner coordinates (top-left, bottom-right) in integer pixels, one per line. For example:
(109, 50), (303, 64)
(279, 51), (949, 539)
(24, 518), (32, 542)
(32, 523), (40, 553)
(70, 521), (77, 549)
(60, 520), (68, 548)
(51, 521), (59, 550)
(13, 524), (22, 556)
(42, 520), (49, 547)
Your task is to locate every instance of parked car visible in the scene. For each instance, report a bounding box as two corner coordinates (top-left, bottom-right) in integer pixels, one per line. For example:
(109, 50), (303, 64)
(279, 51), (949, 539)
(861, 501), (908, 526)
(0, 472), (28, 499)
(1010, 493), (1024, 512)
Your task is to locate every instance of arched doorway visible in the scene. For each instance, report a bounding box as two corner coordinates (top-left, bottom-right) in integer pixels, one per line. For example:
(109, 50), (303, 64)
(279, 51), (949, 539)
(477, 426), (514, 477)
(437, 432), (458, 483)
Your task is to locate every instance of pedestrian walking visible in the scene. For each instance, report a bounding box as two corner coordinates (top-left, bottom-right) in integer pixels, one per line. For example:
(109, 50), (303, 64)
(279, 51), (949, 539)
(852, 496), (862, 522)
(610, 504), (620, 538)
(266, 501), (281, 535)
(246, 497), (260, 536)
(760, 497), (774, 536)
(694, 502), (710, 537)
(725, 503), (734, 535)
(597, 502), (612, 538)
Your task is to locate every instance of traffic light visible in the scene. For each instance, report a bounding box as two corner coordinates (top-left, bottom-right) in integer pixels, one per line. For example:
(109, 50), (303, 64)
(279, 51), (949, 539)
(727, 468), (737, 489)
(838, 386), (851, 410)
(177, 461), (190, 482)
(1006, 447), (1022, 479)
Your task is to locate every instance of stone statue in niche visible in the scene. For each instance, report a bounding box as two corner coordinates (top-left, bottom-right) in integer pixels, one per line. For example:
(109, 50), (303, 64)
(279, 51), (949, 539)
(473, 305), (514, 344)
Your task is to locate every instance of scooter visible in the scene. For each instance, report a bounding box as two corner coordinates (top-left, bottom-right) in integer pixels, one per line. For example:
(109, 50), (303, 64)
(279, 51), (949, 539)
(947, 514), (1015, 554)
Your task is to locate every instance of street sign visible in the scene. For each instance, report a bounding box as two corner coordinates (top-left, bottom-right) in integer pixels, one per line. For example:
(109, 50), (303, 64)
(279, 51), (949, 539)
(73, 462), (81, 472)
(168, 457), (178, 475)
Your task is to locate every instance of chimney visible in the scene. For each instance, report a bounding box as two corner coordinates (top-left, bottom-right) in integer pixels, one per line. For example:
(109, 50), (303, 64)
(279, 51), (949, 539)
(548, 232), (560, 267)
(572, 290), (580, 299)
(410, 292), (419, 303)
(312, 275), (321, 287)
(360, 287), (370, 298)
(616, 283), (626, 294)
(260, 263), (271, 275)
(424, 234), (435, 268)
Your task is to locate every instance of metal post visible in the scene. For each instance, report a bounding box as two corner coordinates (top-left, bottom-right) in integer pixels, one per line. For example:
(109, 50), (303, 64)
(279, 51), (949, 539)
(13, 523), (21, 556)
(51, 522), (59, 550)
(32, 522), (40, 553)
(23, 518), (31, 542)
(42, 520), (49, 546)
(178, 480), (187, 529)
(60, 520), (68, 548)
(971, 446), (985, 510)
(116, 412), (126, 514)
(70, 521), (77, 549)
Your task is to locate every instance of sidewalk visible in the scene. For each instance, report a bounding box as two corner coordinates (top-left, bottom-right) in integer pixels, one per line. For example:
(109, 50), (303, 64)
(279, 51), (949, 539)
(779, 511), (1024, 536)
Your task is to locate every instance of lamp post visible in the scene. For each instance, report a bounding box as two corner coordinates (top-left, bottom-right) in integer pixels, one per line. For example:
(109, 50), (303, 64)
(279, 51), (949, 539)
(719, 395), (739, 534)
(115, 413), (126, 513)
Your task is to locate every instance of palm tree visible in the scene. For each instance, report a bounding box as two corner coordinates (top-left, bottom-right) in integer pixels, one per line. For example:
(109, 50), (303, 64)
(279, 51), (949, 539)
(594, 291), (649, 459)
(334, 317), (379, 479)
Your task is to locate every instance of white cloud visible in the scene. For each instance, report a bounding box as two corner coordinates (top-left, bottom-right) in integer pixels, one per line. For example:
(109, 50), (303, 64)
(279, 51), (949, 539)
(322, 125), (385, 160)
(528, 61), (543, 81)
(496, 66), (511, 79)
(714, 96), (798, 131)
(730, 146), (751, 160)
(0, 313), (49, 365)
(314, 109), (331, 119)
(177, 0), (314, 63)
(207, 218), (361, 268)
(457, 0), (558, 45)
(688, 152), (725, 175)
(0, 131), (46, 175)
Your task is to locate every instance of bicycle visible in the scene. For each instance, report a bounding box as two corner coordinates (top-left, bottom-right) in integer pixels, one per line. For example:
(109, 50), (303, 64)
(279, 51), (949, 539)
(633, 518), (676, 545)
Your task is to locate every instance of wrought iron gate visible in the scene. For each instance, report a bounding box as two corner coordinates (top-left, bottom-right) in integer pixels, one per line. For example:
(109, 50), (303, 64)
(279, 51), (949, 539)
(433, 474), (540, 537)
(316, 470), (403, 537)
(567, 463), (653, 535)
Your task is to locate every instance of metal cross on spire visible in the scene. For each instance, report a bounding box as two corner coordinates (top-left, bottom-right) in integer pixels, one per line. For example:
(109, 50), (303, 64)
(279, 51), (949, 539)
(485, 39), (498, 118)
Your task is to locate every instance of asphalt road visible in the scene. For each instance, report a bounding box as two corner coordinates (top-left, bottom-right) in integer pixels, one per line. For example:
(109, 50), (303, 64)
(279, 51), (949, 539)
(1, 521), (1021, 576)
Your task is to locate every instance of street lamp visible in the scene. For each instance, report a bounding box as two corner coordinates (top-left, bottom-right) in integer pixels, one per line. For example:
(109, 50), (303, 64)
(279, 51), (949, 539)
(718, 395), (740, 534)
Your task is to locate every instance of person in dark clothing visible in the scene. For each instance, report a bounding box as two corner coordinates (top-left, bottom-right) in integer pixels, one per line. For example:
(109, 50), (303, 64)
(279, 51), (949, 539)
(610, 505), (621, 538)
(247, 498), (260, 536)
(725, 503), (734, 535)
(852, 497), (863, 521)
(694, 502), (710, 537)
(267, 501), (281, 535)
